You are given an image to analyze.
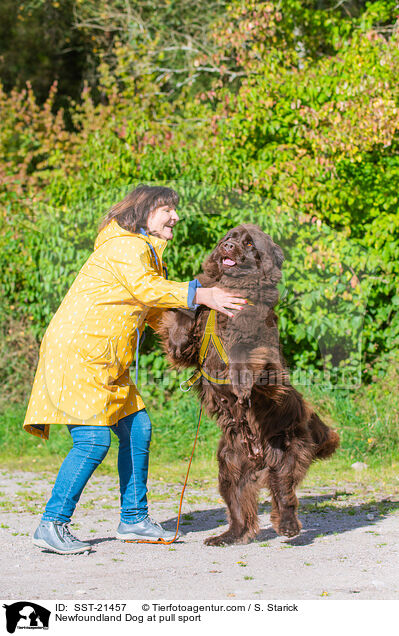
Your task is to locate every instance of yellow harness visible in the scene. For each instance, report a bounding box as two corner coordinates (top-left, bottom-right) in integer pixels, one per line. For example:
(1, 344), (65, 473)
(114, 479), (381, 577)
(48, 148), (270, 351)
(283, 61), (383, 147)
(180, 301), (254, 391)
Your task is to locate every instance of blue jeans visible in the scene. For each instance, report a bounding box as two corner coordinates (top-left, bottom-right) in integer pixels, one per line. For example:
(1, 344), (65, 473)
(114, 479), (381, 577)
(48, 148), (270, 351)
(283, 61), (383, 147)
(42, 409), (152, 524)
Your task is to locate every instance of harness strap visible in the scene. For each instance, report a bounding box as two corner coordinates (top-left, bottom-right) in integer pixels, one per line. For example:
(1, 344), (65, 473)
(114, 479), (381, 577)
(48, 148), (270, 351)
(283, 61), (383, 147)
(180, 300), (255, 391)
(180, 369), (202, 392)
(199, 310), (229, 366)
(180, 310), (229, 389)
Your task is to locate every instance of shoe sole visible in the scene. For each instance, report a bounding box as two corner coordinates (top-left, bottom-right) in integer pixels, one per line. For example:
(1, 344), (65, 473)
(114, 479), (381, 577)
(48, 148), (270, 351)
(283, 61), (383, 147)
(116, 531), (178, 543)
(33, 538), (91, 555)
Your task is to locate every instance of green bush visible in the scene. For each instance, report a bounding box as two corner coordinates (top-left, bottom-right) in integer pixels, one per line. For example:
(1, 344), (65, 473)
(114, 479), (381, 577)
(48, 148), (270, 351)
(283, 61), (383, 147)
(0, 1), (398, 462)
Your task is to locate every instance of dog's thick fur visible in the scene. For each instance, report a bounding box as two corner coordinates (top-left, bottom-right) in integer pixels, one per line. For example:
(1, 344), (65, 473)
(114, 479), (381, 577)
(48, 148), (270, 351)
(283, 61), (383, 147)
(159, 224), (339, 545)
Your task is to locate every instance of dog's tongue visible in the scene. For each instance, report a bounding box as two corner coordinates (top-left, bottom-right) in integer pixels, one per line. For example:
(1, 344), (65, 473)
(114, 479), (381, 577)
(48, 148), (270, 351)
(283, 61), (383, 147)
(223, 258), (236, 266)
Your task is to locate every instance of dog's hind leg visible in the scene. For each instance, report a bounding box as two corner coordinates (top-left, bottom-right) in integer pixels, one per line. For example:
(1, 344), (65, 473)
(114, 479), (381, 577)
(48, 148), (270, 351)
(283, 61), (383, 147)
(268, 472), (302, 538)
(204, 437), (260, 546)
(235, 476), (261, 543)
(204, 450), (245, 546)
(266, 436), (313, 538)
(205, 473), (260, 546)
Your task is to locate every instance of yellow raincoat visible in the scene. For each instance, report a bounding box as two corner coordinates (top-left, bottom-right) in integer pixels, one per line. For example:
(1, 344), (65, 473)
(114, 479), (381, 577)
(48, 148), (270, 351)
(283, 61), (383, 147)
(23, 219), (197, 440)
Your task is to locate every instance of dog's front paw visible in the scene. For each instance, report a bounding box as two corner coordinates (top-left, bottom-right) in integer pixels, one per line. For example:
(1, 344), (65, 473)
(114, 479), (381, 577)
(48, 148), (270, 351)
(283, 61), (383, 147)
(204, 531), (242, 546)
(204, 535), (227, 547)
(276, 515), (302, 538)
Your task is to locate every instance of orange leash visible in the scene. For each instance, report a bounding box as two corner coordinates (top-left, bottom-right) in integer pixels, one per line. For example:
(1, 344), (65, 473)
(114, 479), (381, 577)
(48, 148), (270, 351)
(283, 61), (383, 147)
(124, 405), (203, 545)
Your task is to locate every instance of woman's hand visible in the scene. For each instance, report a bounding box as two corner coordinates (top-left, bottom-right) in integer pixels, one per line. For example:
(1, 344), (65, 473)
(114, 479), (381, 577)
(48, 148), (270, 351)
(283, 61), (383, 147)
(194, 287), (247, 317)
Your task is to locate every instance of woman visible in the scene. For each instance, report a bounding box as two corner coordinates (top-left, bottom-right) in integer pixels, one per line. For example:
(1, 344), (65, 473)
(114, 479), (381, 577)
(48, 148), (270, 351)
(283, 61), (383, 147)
(23, 184), (246, 554)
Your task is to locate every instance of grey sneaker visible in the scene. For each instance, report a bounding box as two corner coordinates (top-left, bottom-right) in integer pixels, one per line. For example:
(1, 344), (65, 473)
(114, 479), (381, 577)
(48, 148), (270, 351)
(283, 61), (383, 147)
(116, 516), (178, 542)
(33, 520), (91, 554)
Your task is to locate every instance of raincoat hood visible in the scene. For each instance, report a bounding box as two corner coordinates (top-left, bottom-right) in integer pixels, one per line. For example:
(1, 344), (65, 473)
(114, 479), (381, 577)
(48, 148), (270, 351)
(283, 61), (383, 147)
(94, 220), (168, 259)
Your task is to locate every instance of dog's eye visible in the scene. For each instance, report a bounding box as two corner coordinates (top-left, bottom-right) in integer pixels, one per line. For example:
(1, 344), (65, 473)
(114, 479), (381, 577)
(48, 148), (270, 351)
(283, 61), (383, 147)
(245, 241), (254, 247)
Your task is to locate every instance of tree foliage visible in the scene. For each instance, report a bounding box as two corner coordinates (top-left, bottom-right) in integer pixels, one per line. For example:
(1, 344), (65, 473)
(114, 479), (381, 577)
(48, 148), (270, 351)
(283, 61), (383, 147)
(1, 0), (398, 395)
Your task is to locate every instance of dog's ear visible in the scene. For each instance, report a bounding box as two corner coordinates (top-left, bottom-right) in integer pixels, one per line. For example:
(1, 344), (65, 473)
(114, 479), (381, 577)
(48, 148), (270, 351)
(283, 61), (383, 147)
(273, 243), (284, 269)
(202, 250), (220, 279)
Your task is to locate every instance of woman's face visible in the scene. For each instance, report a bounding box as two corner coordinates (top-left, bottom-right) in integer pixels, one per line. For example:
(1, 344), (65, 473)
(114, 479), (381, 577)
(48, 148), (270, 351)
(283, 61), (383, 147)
(147, 205), (180, 241)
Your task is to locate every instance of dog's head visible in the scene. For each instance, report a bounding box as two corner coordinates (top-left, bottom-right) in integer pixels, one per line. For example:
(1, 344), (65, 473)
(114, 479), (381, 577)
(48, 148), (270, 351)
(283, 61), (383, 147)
(202, 224), (284, 286)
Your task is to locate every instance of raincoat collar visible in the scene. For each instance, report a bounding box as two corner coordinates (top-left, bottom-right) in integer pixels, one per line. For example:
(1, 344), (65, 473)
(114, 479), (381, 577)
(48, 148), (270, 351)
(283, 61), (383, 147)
(94, 219), (168, 258)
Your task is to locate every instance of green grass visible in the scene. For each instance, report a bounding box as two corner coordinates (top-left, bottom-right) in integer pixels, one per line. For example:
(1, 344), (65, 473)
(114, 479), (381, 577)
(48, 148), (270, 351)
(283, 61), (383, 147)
(1, 371), (399, 491)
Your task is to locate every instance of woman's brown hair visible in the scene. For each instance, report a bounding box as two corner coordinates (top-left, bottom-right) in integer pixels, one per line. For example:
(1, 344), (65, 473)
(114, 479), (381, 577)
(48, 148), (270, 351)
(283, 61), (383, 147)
(98, 184), (179, 234)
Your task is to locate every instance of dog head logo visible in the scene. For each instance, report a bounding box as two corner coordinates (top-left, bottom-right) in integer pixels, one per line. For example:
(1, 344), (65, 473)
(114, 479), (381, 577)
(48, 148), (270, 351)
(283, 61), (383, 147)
(3, 602), (50, 633)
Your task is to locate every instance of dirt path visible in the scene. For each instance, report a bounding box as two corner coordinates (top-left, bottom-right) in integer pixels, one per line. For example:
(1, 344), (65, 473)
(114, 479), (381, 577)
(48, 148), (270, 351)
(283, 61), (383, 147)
(1, 469), (398, 600)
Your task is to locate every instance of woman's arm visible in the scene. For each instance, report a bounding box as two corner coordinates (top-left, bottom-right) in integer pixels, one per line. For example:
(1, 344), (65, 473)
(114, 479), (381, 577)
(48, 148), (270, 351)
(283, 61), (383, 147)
(106, 237), (247, 314)
(106, 238), (197, 309)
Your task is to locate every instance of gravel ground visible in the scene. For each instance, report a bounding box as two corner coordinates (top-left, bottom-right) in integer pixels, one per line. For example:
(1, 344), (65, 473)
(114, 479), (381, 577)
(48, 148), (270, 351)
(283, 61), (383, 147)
(1, 469), (398, 600)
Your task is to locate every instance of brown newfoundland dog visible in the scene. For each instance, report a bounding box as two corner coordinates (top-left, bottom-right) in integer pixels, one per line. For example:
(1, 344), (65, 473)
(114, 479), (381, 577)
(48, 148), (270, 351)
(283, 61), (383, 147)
(159, 224), (339, 545)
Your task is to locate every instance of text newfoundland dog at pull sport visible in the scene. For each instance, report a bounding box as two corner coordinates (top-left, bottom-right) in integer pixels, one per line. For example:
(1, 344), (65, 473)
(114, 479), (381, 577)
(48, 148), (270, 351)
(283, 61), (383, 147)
(159, 224), (339, 546)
